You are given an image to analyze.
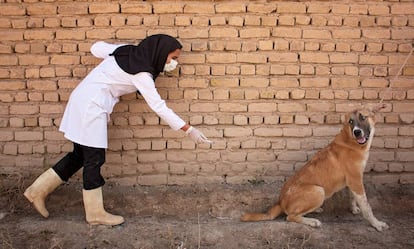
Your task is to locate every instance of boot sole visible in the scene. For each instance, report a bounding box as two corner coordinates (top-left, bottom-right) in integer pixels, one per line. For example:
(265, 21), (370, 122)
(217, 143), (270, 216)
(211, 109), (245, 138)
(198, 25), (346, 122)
(87, 218), (125, 226)
(23, 190), (49, 218)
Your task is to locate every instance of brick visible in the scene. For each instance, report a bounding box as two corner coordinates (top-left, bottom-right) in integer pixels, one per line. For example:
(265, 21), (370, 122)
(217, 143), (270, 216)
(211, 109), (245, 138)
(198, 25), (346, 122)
(283, 127), (312, 137)
(350, 4), (367, 14)
(278, 151), (307, 161)
(359, 55), (388, 65)
(24, 30), (54, 40)
(268, 52), (297, 63)
(332, 29), (361, 39)
(308, 102), (335, 112)
(331, 77), (360, 88)
(303, 29), (331, 39)
(211, 78), (239, 87)
(240, 28), (270, 38)
(115, 29), (146, 40)
(10, 105), (38, 115)
(248, 103), (277, 112)
(0, 131), (13, 142)
(190, 103), (218, 112)
(329, 53), (358, 64)
(277, 3), (306, 13)
(209, 28), (238, 38)
(121, 3), (152, 13)
(247, 3), (276, 13)
(50, 55), (80, 65)
(391, 4), (414, 15)
(56, 30), (85, 40)
(27, 4), (57, 15)
(368, 5), (389, 15)
(272, 27), (301, 38)
(219, 103), (247, 113)
(391, 29), (414, 40)
(137, 151), (165, 163)
(361, 78), (388, 88)
(215, 3), (246, 13)
(307, 3), (330, 14)
(0, 55), (18, 66)
(167, 151), (196, 162)
(178, 78), (208, 88)
(207, 53), (236, 64)
(300, 77), (330, 88)
(184, 3), (214, 14)
(247, 152), (276, 162)
(278, 103), (306, 113)
(240, 78), (269, 87)
(400, 174), (414, 184)
(394, 103), (414, 113)
(19, 55), (50, 66)
(15, 131), (43, 141)
(89, 3), (120, 13)
(224, 128), (252, 138)
(27, 80), (57, 91)
(254, 128), (283, 137)
(138, 175), (167, 186)
(237, 53), (267, 64)
(58, 3), (88, 14)
(0, 5), (26, 16)
(300, 52), (329, 63)
(270, 78), (299, 88)
(0, 30), (23, 41)
(363, 29), (390, 39)
(209, 16), (226, 26)
(178, 27), (208, 39)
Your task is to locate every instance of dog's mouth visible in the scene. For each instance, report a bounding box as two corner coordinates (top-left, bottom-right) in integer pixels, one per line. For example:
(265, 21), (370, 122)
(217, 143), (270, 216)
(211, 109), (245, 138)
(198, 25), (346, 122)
(356, 136), (368, 144)
(353, 128), (370, 145)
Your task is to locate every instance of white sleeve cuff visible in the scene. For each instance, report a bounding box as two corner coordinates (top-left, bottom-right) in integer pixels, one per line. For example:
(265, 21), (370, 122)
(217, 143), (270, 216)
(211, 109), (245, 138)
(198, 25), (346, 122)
(90, 41), (126, 59)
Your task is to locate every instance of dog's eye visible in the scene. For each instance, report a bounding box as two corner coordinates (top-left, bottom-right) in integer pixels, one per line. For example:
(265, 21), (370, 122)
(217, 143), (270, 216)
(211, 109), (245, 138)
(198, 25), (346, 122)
(348, 119), (353, 125)
(359, 114), (366, 121)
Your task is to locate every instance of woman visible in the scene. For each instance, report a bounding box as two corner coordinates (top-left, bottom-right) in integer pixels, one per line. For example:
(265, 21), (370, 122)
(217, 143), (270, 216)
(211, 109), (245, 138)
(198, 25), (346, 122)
(24, 34), (211, 226)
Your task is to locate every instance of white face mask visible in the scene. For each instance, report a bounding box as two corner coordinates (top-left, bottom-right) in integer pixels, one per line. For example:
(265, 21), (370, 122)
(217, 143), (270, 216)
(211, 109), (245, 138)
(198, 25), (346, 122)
(164, 59), (178, 72)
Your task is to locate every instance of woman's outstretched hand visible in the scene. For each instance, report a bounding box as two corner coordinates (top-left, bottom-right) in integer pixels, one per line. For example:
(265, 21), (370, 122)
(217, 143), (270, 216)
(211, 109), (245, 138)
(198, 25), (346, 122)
(186, 126), (213, 144)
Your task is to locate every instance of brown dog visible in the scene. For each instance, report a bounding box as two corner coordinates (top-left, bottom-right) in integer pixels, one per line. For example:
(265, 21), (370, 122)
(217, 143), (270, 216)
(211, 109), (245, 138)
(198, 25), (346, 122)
(241, 108), (389, 231)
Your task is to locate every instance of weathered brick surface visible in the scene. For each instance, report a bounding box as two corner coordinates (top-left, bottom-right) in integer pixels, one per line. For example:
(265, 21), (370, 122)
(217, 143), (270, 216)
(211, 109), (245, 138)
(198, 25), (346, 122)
(0, 0), (412, 185)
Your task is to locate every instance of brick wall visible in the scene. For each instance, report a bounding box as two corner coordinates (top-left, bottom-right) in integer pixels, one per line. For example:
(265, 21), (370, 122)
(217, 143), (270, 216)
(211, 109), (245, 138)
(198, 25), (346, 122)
(0, 0), (413, 186)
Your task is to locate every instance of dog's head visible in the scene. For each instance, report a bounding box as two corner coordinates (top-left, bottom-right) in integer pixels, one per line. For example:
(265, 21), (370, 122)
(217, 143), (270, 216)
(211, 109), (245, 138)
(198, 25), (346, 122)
(344, 109), (376, 146)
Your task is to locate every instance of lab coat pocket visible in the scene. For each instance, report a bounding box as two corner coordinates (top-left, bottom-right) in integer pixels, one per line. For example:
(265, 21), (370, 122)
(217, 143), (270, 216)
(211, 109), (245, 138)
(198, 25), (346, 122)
(85, 89), (119, 125)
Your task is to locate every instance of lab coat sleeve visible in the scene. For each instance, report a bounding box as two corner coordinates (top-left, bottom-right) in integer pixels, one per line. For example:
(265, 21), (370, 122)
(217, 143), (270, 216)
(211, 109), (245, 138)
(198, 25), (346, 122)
(131, 73), (186, 131)
(90, 41), (126, 59)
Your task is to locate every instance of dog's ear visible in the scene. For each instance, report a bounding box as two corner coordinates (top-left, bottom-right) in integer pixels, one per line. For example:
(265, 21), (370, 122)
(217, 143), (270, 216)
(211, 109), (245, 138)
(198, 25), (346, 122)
(370, 103), (387, 113)
(343, 111), (354, 125)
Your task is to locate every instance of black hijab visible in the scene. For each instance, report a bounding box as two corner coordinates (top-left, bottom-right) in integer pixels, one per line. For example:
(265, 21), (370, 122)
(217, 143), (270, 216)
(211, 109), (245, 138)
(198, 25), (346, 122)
(111, 34), (182, 79)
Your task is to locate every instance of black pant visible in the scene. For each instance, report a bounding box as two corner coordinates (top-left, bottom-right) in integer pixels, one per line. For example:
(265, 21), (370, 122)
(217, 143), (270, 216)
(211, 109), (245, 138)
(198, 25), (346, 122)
(53, 143), (106, 190)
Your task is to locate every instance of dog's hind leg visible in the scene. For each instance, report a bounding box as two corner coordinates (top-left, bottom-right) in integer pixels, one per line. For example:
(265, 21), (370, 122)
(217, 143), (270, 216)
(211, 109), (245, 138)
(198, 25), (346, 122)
(284, 185), (325, 228)
(240, 203), (283, 222)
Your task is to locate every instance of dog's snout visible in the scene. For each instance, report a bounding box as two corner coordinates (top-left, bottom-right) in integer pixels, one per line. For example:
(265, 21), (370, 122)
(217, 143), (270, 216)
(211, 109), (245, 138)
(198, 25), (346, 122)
(353, 129), (362, 137)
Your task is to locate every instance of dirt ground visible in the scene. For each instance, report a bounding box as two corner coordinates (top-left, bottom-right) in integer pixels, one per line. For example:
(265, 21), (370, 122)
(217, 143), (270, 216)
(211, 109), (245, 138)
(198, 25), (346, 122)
(0, 174), (413, 249)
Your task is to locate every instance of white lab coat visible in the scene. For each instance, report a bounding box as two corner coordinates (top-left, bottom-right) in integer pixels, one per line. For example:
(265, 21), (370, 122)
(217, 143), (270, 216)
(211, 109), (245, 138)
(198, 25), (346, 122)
(59, 41), (186, 148)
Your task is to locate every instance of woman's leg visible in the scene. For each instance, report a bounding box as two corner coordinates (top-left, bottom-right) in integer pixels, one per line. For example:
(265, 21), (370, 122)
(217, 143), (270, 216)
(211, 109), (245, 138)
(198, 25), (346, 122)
(80, 145), (124, 226)
(81, 145), (105, 190)
(53, 143), (84, 181)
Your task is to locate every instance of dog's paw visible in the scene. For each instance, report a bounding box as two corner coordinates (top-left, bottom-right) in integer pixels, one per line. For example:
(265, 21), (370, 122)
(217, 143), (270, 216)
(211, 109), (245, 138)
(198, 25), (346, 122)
(351, 205), (361, 214)
(314, 207), (323, 213)
(303, 217), (322, 228)
(373, 220), (389, 232)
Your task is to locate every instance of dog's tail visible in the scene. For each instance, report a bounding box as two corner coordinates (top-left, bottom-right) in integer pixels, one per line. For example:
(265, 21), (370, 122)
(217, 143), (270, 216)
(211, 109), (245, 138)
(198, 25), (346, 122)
(240, 203), (283, 222)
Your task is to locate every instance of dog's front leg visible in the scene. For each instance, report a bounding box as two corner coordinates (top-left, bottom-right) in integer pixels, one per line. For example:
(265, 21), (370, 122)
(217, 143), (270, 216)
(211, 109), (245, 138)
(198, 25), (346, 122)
(351, 191), (389, 232)
(349, 189), (360, 214)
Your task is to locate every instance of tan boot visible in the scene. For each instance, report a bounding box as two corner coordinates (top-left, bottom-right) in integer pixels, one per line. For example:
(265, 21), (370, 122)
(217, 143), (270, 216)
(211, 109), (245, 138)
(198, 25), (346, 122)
(82, 187), (124, 226)
(24, 168), (63, 218)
